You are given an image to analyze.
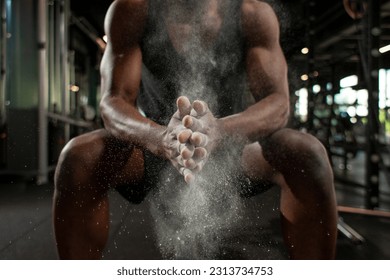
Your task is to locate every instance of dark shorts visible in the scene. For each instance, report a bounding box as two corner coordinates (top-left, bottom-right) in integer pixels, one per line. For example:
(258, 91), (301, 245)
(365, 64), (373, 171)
(115, 149), (168, 204)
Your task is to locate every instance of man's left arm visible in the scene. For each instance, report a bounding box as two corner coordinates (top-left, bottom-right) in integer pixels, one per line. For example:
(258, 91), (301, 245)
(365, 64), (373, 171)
(219, 0), (290, 143)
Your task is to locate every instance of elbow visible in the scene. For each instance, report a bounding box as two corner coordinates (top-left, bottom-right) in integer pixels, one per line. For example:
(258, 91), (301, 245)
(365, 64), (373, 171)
(267, 95), (290, 132)
(245, 96), (290, 142)
(266, 106), (289, 138)
(99, 98), (123, 140)
(279, 103), (290, 129)
(99, 95), (119, 136)
(263, 98), (290, 138)
(276, 92), (290, 128)
(99, 96), (111, 129)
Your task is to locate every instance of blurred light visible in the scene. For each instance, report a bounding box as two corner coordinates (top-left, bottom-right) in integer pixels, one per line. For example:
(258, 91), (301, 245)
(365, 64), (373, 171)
(301, 47), (309, 54)
(347, 106), (356, 117)
(357, 89), (368, 106)
(326, 82), (333, 91)
(379, 69), (390, 109)
(356, 105), (368, 117)
(301, 74), (309, 81)
(312, 71), (319, 77)
(80, 95), (89, 105)
(335, 87), (357, 105)
(95, 37), (106, 50)
(326, 95), (333, 105)
(351, 117), (357, 124)
(103, 35), (108, 43)
(340, 75), (358, 88)
(296, 88), (308, 121)
(70, 85), (80, 93)
(379, 44), (390, 54)
(313, 84), (321, 93)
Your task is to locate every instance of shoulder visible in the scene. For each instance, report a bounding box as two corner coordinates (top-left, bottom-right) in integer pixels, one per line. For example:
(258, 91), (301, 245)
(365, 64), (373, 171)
(241, 0), (279, 26)
(104, 0), (149, 47)
(105, 0), (148, 24)
(241, 0), (281, 47)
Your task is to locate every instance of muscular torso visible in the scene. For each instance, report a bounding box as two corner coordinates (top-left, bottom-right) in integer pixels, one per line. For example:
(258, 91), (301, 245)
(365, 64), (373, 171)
(137, 0), (249, 125)
(165, 0), (223, 54)
(100, 0), (289, 150)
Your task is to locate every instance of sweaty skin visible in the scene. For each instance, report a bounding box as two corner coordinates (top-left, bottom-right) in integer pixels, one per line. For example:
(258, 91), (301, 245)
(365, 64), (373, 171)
(53, 0), (338, 260)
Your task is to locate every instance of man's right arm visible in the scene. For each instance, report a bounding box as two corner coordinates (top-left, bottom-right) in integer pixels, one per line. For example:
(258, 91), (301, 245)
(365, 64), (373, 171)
(99, 0), (165, 156)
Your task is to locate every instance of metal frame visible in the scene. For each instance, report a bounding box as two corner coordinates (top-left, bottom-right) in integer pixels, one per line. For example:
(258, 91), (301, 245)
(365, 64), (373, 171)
(364, 0), (381, 209)
(0, 0), (6, 128)
(297, 0), (389, 244)
(37, 0), (49, 185)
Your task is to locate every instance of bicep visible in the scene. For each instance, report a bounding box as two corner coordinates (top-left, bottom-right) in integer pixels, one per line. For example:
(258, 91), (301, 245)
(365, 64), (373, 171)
(242, 0), (289, 101)
(100, 44), (142, 105)
(246, 45), (288, 102)
(100, 0), (147, 104)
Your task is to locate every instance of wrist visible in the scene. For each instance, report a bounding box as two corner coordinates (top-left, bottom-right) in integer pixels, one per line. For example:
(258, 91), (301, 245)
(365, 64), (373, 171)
(215, 118), (226, 145)
(217, 118), (247, 149)
(143, 125), (167, 158)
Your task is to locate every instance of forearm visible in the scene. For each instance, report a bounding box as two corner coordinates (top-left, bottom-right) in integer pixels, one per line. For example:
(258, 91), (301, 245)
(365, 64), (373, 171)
(219, 93), (290, 143)
(100, 95), (165, 156)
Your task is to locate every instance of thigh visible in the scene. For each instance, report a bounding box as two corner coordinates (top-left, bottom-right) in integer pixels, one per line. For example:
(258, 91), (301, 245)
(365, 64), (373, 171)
(239, 142), (280, 197)
(259, 128), (331, 176)
(239, 128), (324, 188)
(240, 142), (278, 183)
(58, 129), (146, 192)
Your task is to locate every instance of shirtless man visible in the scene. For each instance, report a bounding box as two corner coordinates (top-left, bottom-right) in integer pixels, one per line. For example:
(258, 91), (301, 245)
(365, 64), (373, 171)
(53, 0), (338, 259)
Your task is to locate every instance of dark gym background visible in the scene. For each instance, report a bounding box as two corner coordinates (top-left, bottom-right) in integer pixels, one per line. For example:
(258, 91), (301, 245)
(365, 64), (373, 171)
(0, 0), (389, 260)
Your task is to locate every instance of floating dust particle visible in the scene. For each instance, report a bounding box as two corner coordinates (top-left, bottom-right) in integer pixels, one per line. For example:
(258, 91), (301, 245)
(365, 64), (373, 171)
(150, 148), (247, 259)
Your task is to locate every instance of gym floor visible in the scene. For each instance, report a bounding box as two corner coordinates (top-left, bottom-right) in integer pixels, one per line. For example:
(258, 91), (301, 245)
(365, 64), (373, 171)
(0, 151), (389, 260)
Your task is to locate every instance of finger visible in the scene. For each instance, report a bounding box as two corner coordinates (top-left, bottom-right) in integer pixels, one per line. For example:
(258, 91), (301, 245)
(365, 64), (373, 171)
(192, 160), (205, 173)
(193, 147), (207, 160)
(170, 156), (184, 171)
(177, 129), (192, 143)
(190, 132), (208, 147)
(180, 143), (195, 159)
(179, 167), (195, 185)
(183, 115), (204, 131)
(168, 141), (181, 158)
(177, 96), (192, 119)
(184, 158), (197, 169)
(172, 110), (180, 120)
(184, 170), (195, 185)
(174, 155), (184, 167)
(182, 115), (194, 129)
(192, 100), (208, 117)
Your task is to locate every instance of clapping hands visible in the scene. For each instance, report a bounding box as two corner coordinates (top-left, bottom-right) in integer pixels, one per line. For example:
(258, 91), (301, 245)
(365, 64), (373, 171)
(163, 96), (222, 184)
